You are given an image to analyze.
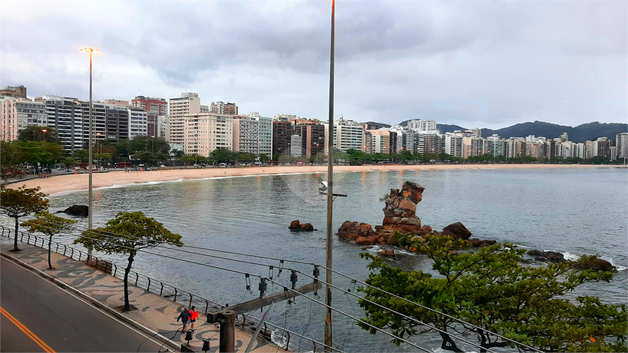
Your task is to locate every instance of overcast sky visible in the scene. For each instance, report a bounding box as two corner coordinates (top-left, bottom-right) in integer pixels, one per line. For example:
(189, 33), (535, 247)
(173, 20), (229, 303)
(1, 0), (626, 129)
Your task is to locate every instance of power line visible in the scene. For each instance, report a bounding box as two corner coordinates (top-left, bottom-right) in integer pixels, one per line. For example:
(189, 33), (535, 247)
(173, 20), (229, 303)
(7, 222), (543, 352)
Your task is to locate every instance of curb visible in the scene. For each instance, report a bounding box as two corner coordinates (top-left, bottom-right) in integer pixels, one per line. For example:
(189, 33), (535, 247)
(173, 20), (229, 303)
(1, 251), (185, 353)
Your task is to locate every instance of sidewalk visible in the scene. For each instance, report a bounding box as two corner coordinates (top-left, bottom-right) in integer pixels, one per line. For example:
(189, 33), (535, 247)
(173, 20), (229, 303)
(0, 238), (286, 353)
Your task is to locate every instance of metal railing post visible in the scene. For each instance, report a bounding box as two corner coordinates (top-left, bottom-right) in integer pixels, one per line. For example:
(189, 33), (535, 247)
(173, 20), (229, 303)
(70, 248), (74, 259)
(173, 288), (178, 302)
(135, 273), (139, 286)
(147, 278), (151, 292)
(160, 283), (164, 296)
(63, 245), (67, 256)
(78, 251), (82, 261)
(113, 264), (117, 277)
(205, 300), (209, 315)
(189, 294), (193, 308)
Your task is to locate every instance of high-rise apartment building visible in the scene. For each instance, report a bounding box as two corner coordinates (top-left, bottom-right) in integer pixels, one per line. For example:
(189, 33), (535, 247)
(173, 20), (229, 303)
(210, 101), (238, 115)
(272, 120), (292, 157)
(444, 132), (463, 158)
(132, 96), (168, 115)
(406, 119), (437, 132)
(366, 129), (390, 154)
(417, 132), (441, 155)
(128, 108), (148, 139)
(0, 85), (27, 98)
(326, 117), (365, 153)
(616, 132), (628, 159)
(35, 95), (86, 151)
(292, 121), (325, 159)
(183, 113), (233, 157)
(232, 113), (272, 156)
(169, 92), (201, 146)
(0, 98), (47, 141)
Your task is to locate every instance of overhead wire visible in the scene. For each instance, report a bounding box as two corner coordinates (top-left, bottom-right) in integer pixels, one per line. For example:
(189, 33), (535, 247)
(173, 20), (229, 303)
(11, 222), (541, 352)
(29, 228), (430, 351)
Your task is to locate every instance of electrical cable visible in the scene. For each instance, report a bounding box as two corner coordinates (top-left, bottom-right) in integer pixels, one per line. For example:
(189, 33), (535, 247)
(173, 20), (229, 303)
(15, 222), (540, 352)
(264, 278), (432, 353)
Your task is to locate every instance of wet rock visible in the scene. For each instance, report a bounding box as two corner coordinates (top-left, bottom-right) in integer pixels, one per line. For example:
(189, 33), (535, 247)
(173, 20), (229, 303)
(574, 257), (615, 272)
(442, 222), (472, 240)
(378, 250), (395, 257)
(527, 250), (565, 262)
(289, 220), (315, 232)
(60, 205), (88, 217)
(379, 181), (425, 235)
(338, 221), (376, 241)
(467, 238), (497, 247)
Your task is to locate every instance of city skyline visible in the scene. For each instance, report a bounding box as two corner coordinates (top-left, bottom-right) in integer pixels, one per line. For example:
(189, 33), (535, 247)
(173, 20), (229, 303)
(2, 0), (626, 129)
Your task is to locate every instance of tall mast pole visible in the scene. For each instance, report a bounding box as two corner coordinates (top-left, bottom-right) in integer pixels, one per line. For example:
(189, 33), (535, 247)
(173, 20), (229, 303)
(88, 50), (93, 233)
(325, 0), (335, 351)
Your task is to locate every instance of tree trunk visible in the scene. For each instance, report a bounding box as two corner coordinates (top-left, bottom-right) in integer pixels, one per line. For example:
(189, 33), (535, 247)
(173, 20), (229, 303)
(123, 254), (135, 311)
(13, 217), (19, 251)
(48, 234), (53, 269)
(439, 331), (463, 352)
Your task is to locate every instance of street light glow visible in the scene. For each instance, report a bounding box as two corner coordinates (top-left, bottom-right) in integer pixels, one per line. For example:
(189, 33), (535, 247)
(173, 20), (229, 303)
(80, 48), (99, 53)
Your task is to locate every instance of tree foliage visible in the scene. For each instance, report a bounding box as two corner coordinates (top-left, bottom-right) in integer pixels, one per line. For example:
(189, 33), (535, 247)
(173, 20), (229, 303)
(21, 211), (77, 269)
(359, 235), (626, 352)
(18, 126), (61, 144)
(0, 185), (49, 251)
(74, 211), (182, 310)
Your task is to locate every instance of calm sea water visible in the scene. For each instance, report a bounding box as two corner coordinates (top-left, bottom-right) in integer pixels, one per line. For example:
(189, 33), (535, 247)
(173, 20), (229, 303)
(11, 167), (628, 352)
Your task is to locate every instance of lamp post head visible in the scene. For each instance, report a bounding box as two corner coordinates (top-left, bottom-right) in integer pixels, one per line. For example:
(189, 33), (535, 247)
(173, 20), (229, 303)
(80, 48), (99, 53)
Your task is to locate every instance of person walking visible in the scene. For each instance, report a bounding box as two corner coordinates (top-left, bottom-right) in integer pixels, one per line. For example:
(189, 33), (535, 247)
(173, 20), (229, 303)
(189, 306), (199, 330)
(177, 307), (191, 332)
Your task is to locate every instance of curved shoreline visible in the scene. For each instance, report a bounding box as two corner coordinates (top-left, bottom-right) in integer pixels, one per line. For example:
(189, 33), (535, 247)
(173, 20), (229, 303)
(6, 163), (624, 196)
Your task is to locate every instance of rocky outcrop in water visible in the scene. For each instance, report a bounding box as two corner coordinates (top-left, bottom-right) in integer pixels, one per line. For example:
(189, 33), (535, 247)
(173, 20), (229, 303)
(289, 220), (314, 232)
(337, 181), (496, 247)
(59, 205), (88, 217)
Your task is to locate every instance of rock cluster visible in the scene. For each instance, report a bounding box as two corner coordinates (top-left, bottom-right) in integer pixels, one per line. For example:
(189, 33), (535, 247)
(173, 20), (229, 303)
(337, 181), (495, 247)
(59, 205), (88, 217)
(289, 220), (314, 232)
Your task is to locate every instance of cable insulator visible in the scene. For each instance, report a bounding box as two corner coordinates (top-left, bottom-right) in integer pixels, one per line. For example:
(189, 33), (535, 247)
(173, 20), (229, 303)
(290, 270), (298, 289)
(313, 265), (320, 296)
(245, 273), (251, 291)
(258, 277), (268, 298)
(269, 266), (274, 279)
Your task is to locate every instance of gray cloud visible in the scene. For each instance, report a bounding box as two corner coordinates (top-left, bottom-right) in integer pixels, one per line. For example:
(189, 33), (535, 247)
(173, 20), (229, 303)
(1, 0), (625, 129)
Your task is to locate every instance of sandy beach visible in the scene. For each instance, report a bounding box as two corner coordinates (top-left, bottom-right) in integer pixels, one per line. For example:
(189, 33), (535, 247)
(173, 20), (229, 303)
(6, 163), (623, 196)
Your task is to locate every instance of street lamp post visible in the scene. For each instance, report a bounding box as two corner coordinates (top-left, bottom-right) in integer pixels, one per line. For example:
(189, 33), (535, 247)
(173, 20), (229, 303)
(325, 0), (335, 351)
(81, 47), (98, 250)
(42, 129), (47, 142)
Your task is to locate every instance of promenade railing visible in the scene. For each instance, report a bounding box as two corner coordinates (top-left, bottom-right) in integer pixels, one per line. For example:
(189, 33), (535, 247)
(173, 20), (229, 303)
(0, 224), (339, 352)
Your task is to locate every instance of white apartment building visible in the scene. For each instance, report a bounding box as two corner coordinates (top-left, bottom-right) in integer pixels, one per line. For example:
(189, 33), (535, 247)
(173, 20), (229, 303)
(157, 115), (169, 140)
(444, 131), (463, 158)
(232, 113), (272, 156)
(0, 98), (47, 141)
(616, 132), (628, 159)
(325, 117), (365, 153)
(368, 129), (390, 154)
(169, 92), (201, 146)
(128, 108), (148, 139)
(183, 113), (233, 157)
(406, 119), (437, 131)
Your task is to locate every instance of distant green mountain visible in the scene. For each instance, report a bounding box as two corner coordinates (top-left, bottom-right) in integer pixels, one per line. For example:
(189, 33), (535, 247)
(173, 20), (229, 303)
(421, 121), (626, 143)
(483, 121), (627, 142)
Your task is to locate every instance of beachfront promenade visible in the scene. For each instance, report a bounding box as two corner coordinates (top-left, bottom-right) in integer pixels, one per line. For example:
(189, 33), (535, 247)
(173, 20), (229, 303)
(0, 235), (287, 353)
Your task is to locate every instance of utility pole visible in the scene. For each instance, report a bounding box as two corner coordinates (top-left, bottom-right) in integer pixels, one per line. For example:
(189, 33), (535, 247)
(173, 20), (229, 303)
(325, 0), (335, 351)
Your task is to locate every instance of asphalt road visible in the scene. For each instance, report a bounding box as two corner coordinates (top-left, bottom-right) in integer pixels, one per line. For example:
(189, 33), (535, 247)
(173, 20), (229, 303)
(0, 257), (170, 352)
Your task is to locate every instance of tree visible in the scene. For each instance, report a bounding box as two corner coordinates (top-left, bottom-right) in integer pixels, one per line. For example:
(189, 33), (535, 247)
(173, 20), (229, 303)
(21, 211), (77, 269)
(359, 235), (626, 352)
(18, 126), (61, 144)
(1, 141), (26, 178)
(74, 212), (182, 311)
(0, 185), (49, 251)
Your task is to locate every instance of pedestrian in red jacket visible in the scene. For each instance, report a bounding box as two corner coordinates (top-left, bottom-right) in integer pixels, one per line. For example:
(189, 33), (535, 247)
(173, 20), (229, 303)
(189, 306), (199, 330)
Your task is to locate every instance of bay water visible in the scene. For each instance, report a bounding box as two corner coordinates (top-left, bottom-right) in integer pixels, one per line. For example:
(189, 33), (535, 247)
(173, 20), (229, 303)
(13, 167), (628, 352)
